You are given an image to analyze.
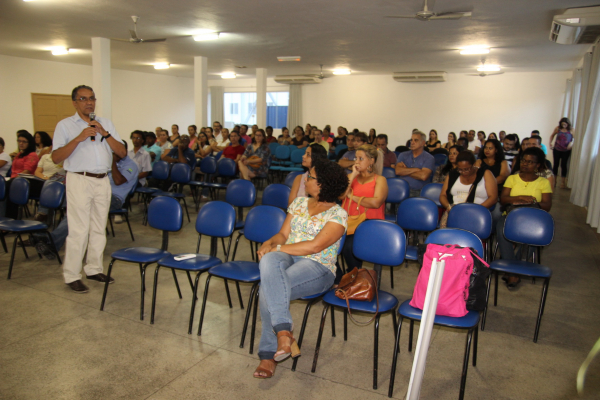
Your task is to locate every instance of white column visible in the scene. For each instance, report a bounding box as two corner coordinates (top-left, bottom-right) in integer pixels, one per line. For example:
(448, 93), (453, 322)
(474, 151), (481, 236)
(91, 37), (111, 119)
(194, 56), (208, 127)
(256, 68), (267, 128)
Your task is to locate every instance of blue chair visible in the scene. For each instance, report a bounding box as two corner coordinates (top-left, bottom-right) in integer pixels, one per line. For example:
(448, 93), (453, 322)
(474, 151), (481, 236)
(261, 183), (291, 210)
(279, 150), (304, 173)
(108, 183), (137, 241)
(382, 167), (396, 179)
(420, 182), (443, 207)
(389, 228), (484, 400)
(150, 201), (236, 334)
(270, 145), (291, 168)
(152, 163), (191, 222)
(100, 197), (184, 320)
(396, 197), (439, 265)
(385, 178), (410, 222)
(226, 179), (257, 257)
(434, 153), (448, 167)
(197, 205), (287, 354)
(312, 220), (404, 390)
(482, 208), (554, 342)
(268, 142), (280, 155)
(198, 158), (237, 201)
(447, 203), (493, 261)
(0, 176), (12, 252)
(284, 171), (304, 188)
(0, 179), (64, 278)
(138, 161), (170, 225)
(189, 157), (218, 208)
(334, 144), (348, 157)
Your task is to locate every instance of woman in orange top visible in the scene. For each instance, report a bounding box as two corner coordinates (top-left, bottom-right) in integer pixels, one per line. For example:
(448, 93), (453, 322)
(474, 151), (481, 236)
(341, 144), (388, 270)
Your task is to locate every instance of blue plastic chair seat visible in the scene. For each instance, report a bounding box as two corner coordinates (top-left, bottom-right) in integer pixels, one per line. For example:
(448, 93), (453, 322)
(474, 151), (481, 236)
(490, 259), (552, 278)
(136, 187), (159, 194)
(188, 180), (205, 186)
(299, 289), (330, 301)
(323, 290), (398, 313)
(208, 261), (260, 282)
(405, 245), (418, 261)
(235, 220), (244, 229)
(109, 208), (128, 215)
(0, 220), (48, 232)
(111, 247), (171, 263)
(152, 191), (184, 198)
(0, 216), (15, 223)
(398, 300), (480, 328)
(158, 254), (222, 271)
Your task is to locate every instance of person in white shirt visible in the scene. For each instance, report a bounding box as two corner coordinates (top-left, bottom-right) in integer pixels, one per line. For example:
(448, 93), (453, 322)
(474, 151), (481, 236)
(157, 129), (173, 153)
(0, 137), (12, 177)
(212, 121), (223, 143)
(128, 131), (152, 186)
(467, 130), (478, 152)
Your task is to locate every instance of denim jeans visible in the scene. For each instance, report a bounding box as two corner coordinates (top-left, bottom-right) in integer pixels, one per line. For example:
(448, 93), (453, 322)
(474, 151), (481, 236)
(257, 252), (334, 360)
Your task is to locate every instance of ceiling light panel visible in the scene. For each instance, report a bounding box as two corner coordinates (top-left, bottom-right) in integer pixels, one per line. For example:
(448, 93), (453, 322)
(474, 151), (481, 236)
(50, 47), (69, 55)
(460, 47), (490, 55)
(277, 56), (301, 62)
(477, 64), (501, 72)
(194, 32), (219, 41)
(221, 73), (236, 79)
(332, 69), (351, 75)
(154, 63), (170, 69)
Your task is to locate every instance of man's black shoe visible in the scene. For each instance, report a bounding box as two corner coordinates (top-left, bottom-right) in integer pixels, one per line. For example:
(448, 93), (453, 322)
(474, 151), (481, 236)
(67, 280), (89, 293)
(86, 273), (115, 284)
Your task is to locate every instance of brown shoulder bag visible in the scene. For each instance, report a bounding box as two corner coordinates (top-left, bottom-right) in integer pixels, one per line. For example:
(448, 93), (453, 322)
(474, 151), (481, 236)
(334, 267), (379, 325)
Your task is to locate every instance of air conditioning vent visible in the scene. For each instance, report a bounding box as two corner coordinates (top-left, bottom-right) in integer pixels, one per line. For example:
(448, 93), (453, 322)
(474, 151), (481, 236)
(393, 71), (447, 83)
(274, 75), (322, 84)
(550, 6), (600, 44)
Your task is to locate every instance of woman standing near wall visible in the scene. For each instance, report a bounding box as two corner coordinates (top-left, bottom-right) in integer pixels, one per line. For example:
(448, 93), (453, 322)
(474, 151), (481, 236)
(549, 117), (574, 189)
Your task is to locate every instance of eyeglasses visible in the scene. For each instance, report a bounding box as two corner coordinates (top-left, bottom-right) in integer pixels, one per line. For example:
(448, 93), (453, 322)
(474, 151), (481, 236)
(457, 167), (473, 174)
(521, 159), (537, 165)
(307, 172), (317, 180)
(76, 96), (96, 102)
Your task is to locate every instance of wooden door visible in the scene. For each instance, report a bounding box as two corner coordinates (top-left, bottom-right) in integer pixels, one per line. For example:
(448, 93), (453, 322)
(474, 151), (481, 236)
(31, 93), (74, 137)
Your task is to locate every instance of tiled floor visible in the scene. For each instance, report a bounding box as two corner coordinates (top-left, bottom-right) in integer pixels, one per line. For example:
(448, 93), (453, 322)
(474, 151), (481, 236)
(1, 188), (599, 399)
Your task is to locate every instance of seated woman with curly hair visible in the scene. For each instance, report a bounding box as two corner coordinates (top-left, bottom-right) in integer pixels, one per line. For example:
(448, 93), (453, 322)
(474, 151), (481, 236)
(254, 158), (349, 379)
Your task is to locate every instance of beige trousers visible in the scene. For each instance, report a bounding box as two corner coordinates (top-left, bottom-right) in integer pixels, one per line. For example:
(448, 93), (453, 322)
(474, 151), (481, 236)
(63, 172), (111, 283)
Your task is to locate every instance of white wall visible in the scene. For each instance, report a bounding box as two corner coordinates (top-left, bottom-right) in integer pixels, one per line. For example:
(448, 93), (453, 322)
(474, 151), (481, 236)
(302, 72), (571, 150)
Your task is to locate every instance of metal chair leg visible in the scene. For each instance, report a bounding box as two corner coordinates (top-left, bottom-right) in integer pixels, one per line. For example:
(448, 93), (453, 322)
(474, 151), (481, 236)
(249, 287), (260, 354)
(388, 315), (404, 397)
(187, 271), (203, 334)
(100, 259), (116, 310)
(224, 279), (233, 308)
(373, 315), (381, 390)
(292, 298), (319, 372)
(343, 309), (348, 341)
(534, 279), (550, 343)
(311, 304), (330, 373)
(239, 283), (258, 349)
(197, 275), (212, 336)
(459, 329), (474, 400)
(7, 235), (21, 279)
(235, 281), (244, 309)
(151, 265), (161, 324)
(124, 213), (135, 241)
(171, 269), (182, 299)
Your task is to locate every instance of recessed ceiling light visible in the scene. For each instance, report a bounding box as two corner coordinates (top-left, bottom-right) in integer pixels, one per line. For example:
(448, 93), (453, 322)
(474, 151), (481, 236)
(154, 63), (170, 70)
(332, 69), (351, 75)
(460, 46), (490, 55)
(477, 64), (501, 72)
(194, 32), (220, 41)
(277, 56), (301, 62)
(221, 73), (236, 79)
(50, 47), (69, 55)
(23, 0), (35, 2)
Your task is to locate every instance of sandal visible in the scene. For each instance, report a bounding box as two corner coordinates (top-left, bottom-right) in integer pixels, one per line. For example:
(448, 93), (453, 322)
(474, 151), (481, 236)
(274, 331), (301, 362)
(253, 359), (277, 379)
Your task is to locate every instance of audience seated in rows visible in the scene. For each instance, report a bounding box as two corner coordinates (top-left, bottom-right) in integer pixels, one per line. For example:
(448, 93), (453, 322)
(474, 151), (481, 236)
(338, 131), (367, 172)
(432, 144), (463, 183)
(129, 131), (152, 187)
(34, 131), (53, 158)
(238, 129), (271, 181)
(288, 143), (329, 206)
(143, 132), (162, 166)
(291, 126), (309, 149)
(5, 131), (40, 219)
(395, 131), (435, 197)
(375, 134), (397, 168)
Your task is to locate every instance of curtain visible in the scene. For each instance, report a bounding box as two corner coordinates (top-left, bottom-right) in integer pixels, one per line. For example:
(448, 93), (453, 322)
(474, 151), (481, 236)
(287, 84), (302, 129)
(562, 79), (572, 119)
(570, 69), (583, 125)
(210, 86), (224, 126)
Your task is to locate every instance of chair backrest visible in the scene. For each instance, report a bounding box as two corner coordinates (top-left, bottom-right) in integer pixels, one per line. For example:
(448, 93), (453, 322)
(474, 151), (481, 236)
(269, 142), (280, 154)
(284, 171), (304, 188)
(0, 175), (5, 200)
(199, 157), (217, 175)
(287, 145), (298, 152)
(382, 167), (396, 179)
(335, 144), (348, 156)
(8, 177), (29, 205)
(290, 149), (304, 164)
(386, 177), (410, 205)
(217, 157), (237, 177)
(431, 148), (449, 155)
(447, 203), (492, 240)
(262, 183), (291, 210)
(354, 220), (406, 266)
(425, 228), (484, 257)
(170, 163), (191, 184)
(215, 151), (223, 159)
(39, 181), (65, 209)
(152, 161), (170, 180)
(420, 182), (443, 206)
(195, 201), (236, 237)
(225, 179), (256, 208)
(503, 208), (555, 246)
(275, 145), (291, 160)
(433, 153), (448, 167)
(396, 197), (439, 232)
(148, 196), (183, 232)
(243, 205), (287, 243)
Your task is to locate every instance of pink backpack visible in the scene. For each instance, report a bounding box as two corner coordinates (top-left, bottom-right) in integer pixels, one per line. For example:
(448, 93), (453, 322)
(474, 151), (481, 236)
(410, 244), (476, 317)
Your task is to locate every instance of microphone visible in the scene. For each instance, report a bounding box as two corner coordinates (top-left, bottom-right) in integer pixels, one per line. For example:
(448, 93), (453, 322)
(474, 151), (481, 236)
(89, 112), (96, 142)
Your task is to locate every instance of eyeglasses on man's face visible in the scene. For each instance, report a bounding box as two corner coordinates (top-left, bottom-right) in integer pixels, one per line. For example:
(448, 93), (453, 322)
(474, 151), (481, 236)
(76, 97), (96, 103)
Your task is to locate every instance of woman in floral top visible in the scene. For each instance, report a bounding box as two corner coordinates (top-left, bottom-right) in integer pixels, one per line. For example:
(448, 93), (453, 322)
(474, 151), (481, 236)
(238, 129), (271, 180)
(253, 159), (349, 379)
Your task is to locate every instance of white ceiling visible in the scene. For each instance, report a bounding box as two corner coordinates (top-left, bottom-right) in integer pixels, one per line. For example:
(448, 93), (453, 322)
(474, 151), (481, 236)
(0, 0), (598, 79)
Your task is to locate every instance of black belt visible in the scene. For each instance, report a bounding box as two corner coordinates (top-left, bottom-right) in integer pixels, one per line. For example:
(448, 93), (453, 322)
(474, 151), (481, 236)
(74, 171), (108, 179)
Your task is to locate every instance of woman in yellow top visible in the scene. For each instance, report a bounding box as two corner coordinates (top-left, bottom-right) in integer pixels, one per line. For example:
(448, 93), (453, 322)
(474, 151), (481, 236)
(497, 147), (552, 288)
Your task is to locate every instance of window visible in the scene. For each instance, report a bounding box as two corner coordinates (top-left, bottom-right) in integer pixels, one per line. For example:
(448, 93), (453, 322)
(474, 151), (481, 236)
(230, 103), (238, 114)
(267, 92), (289, 129)
(223, 91), (289, 129)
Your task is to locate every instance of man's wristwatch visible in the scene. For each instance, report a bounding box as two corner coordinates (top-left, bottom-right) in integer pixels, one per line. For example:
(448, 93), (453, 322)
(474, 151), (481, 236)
(101, 132), (112, 142)
(276, 244), (281, 252)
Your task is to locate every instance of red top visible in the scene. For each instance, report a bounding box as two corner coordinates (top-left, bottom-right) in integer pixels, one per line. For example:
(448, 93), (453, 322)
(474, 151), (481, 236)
(11, 152), (39, 178)
(222, 144), (245, 160)
(342, 175), (385, 220)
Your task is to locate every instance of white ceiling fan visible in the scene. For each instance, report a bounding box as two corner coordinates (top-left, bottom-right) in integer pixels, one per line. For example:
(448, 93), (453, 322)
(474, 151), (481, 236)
(386, 0), (472, 21)
(111, 16), (167, 44)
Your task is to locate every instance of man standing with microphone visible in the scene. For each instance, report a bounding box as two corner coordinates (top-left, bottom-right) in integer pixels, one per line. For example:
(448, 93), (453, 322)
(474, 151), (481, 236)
(52, 85), (126, 293)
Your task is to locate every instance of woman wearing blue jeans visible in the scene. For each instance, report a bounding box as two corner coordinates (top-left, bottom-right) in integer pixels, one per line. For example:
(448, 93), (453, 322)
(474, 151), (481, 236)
(254, 158), (348, 378)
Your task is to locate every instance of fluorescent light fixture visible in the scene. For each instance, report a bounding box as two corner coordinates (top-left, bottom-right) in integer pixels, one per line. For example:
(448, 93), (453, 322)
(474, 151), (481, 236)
(50, 47), (69, 55)
(277, 56), (301, 62)
(194, 32), (220, 41)
(221, 73), (236, 79)
(332, 69), (351, 75)
(23, 0), (36, 2)
(477, 64), (501, 72)
(154, 63), (170, 70)
(460, 46), (490, 55)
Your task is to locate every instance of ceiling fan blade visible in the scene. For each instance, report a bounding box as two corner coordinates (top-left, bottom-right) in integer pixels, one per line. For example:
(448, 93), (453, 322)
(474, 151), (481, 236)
(385, 15), (418, 19)
(140, 38), (167, 43)
(430, 12), (472, 20)
(129, 29), (139, 40)
(110, 38), (132, 42)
